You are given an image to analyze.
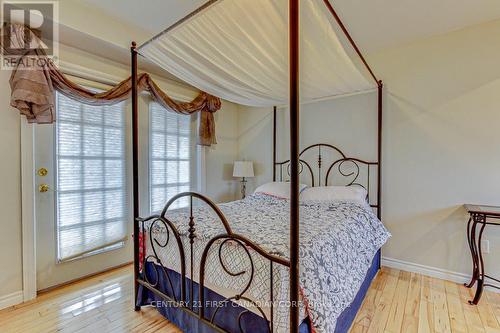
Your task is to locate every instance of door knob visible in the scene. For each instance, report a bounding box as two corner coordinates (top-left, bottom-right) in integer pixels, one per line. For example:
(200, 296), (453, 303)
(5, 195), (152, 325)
(37, 168), (48, 177)
(39, 184), (50, 193)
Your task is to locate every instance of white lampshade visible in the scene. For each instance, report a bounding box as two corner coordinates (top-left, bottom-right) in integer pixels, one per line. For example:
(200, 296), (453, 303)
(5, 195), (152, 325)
(233, 161), (254, 178)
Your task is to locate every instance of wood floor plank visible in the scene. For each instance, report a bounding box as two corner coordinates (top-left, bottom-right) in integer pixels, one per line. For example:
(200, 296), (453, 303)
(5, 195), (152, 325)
(402, 273), (422, 333)
(351, 270), (388, 329)
(1, 264), (499, 333)
(385, 270), (412, 332)
(431, 277), (452, 333)
(353, 287), (379, 327)
(419, 275), (436, 333)
(485, 292), (500, 330)
(444, 281), (467, 333)
(475, 291), (500, 332)
(486, 292), (500, 308)
(350, 323), (369, 333)
(0, 266), (179, 333)
(366, 267), (399, 332)
(459, 284), (486, 333)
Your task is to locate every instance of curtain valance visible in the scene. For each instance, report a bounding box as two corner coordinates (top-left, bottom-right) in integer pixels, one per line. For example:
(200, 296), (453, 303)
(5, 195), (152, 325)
(2, 24), (221, 146)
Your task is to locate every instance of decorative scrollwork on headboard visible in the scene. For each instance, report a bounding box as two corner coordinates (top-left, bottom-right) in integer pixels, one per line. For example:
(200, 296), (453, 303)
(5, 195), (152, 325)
(285, 159), (312, 185)
(275, 143), (379, 208)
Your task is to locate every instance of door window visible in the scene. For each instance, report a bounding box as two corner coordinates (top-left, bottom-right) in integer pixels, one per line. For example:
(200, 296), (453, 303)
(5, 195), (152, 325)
(55, 92), (127, 261)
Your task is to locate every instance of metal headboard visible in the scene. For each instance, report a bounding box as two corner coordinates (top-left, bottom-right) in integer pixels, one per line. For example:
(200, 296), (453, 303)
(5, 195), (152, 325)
(275, 143), (379, 209)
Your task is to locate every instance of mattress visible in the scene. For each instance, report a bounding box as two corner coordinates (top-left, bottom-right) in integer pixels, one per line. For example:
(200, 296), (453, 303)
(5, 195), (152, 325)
(139, 193), (390, 332)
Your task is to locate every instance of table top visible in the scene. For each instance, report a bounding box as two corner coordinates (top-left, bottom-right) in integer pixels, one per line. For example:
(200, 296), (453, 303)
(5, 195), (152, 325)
(464, 204), (500, 216)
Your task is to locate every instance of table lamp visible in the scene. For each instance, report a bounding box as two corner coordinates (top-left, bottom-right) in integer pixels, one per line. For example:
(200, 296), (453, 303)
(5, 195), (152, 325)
(233, 161), (254, 199)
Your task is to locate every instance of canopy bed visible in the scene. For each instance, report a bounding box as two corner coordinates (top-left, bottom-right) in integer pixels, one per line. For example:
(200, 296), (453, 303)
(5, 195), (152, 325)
(0, 0), (388, 329)
(130, 1), (387, 333)
(1, 0), (386, 331)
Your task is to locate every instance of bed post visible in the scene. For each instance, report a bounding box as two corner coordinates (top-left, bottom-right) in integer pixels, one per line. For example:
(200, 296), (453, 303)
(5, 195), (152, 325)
(321, 0), (382, 220)
(289, 0), (300, 332)
(377, 81), (383, 221)
(273, 106), (277, 182)
(131, 41), (140, 311)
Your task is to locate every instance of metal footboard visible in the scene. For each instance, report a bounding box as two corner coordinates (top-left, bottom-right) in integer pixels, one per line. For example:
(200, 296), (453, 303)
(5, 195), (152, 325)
(135, 192), (290, 333)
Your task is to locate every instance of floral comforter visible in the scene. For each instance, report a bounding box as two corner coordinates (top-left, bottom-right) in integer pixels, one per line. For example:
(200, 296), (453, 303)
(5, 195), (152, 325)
(146, 193), (390, 332)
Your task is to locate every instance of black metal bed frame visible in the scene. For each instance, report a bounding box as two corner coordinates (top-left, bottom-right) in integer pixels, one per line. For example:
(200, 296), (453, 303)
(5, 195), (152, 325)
(136, 192), (290, 333)
(130, 1), (383, 332)
(134, 141), (378, 333)
(275, 143), (379, 210)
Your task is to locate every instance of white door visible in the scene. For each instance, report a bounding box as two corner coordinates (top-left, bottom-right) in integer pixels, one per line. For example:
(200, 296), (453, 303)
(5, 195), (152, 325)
(35, 91), (133, 291)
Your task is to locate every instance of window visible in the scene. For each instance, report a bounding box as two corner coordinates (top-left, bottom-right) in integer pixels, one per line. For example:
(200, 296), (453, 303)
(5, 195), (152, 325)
(149, 102), (196, 213)
(56, 92), (127, 262)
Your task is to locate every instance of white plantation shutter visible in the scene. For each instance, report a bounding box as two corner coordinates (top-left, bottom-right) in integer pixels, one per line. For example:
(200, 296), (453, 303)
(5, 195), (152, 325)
(149, 102), (196, 213)
(56, 91), (127, 261)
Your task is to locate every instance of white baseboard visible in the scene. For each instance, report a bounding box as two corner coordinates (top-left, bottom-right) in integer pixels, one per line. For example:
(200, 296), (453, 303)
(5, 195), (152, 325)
(0, 291), (23, 310)
(382, 257), (499, 293)
(382, 256), (469, 284)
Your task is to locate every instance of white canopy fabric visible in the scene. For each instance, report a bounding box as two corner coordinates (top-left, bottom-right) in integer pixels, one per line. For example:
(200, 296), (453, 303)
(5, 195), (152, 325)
(139, 0), (374, 107)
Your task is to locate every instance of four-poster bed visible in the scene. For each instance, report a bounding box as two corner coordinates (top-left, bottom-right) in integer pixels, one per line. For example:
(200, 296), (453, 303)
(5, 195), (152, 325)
(130, 0), (387, 332)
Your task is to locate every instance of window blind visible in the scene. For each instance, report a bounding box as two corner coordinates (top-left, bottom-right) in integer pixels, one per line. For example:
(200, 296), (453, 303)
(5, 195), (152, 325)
(149, 102), (195, 213)
(56, 92), (127, 261)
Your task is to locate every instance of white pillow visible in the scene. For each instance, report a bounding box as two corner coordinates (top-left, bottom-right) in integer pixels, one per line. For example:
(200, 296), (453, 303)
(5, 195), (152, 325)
(254, 182), (308, 199)
(300, 186), (368, 205)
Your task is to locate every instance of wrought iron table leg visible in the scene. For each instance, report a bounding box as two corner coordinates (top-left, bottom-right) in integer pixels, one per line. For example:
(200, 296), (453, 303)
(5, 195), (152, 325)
(469, 218), (486, 305)
(464, 217), (478, 288)
(470, 279), (484, 305)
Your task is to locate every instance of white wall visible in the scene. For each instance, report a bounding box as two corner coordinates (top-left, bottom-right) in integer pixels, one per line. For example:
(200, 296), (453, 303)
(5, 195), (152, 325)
(237, 92), (378, 193)
(0, 70), (23, 299)
(238, 19), (500, 279)
(373, 19), (500, 277)
(237, 106), (274, 192)
(206, 103), (240, 202)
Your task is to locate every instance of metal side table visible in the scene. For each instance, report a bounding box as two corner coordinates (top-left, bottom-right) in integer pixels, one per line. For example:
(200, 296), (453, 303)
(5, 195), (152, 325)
(464, 204), (500, 304)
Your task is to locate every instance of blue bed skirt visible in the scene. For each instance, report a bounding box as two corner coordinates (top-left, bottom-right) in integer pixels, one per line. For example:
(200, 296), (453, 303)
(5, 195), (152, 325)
(137, 249), (381, 333)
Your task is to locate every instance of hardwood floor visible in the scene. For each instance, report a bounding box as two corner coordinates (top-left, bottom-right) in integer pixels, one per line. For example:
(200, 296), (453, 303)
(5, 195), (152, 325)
(0, 266), (179, 333)
(0, 266), (498, 333)
(351, 267), (500, 333)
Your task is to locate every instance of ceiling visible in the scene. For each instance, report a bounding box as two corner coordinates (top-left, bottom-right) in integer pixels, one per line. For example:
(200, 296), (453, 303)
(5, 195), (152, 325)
(79, 0), (500, 53)
(79, 0), (207, 42)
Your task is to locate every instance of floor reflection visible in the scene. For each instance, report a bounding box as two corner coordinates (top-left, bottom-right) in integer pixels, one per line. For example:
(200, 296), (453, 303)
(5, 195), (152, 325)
(61, 283), (122, 316)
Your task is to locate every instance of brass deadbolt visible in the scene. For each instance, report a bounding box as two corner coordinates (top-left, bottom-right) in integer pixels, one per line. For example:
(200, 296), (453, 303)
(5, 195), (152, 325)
(37, 168), (48, 177)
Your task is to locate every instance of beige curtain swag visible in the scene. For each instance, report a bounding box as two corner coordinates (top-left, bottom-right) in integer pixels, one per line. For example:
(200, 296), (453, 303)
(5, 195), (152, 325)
(2, 24), (221, 146)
